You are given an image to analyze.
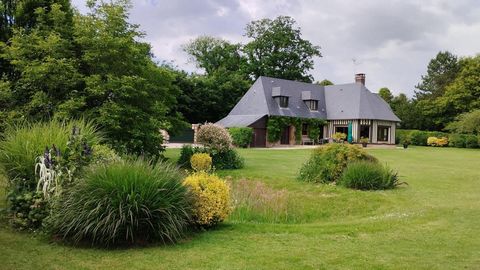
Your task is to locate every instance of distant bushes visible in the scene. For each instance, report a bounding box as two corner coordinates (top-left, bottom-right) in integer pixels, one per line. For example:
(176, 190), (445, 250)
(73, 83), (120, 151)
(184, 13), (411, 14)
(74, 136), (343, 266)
(396, 129), (480, 149)
(228, 127), (253, 148)
(338, 161), (402, 190)
(298, 144), (377, 183)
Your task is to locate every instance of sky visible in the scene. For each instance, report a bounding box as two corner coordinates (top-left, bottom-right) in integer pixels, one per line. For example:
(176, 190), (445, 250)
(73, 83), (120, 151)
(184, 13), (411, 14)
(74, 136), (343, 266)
(72, 0), (480, 96)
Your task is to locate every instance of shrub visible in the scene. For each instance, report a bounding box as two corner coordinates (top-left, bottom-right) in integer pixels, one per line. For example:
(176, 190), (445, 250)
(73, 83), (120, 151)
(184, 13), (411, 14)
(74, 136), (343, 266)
(190, 153), (212, 172)
(50, 159), (192, 246)
(6, 189), (48, 230)
(178, 145), (243, 170)
(338, 161), (402, 190)
(395, 129), (412, 144)
(427, 136), (448, 147)
(298, 144), (378, 183)
(449, 134), (466, 148)
(211, 149), (244, 170)
(196, 123), (232, 152)
(91, 144), (121, 165)
(465, 135), (478, 148)
(183, 172), (230, 227)
(228, 127), (253, 148)
(410, 130), (429, 146)
(427, 136), (438, 146)
(332, 132), (347, 142)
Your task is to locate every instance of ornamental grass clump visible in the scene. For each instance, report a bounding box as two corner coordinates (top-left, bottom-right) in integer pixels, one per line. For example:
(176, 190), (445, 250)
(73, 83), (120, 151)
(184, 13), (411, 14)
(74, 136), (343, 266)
(50, 159), (192, 246)
(339, 161), (404, 190)
(190, 153), (212, 172)
(183, 172), (230, 227)
(298, 143), (378, 183)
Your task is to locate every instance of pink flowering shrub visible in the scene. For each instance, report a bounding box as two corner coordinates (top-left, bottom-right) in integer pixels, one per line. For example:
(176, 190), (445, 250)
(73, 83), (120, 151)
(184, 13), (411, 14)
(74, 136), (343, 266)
(197, 123), (233, 152)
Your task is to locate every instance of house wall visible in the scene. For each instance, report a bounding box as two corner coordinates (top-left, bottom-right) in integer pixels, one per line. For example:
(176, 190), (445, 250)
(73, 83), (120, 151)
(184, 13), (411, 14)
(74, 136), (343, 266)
(326, 119), (397, 144)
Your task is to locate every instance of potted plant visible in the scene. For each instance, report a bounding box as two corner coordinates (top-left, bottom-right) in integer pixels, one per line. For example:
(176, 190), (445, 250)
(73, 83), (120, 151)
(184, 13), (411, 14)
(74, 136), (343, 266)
(332, 132), (347, 143)
(401, 136), (411, 149)
(360, 137), (369, 147)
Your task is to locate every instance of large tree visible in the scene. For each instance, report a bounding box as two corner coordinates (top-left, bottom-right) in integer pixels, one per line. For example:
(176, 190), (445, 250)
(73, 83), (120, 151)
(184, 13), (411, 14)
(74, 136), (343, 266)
(415, 51), (460, 100)
(378, 87), (394, 104)
(0, 0), (186, 157)
(243, 16), (321, 82)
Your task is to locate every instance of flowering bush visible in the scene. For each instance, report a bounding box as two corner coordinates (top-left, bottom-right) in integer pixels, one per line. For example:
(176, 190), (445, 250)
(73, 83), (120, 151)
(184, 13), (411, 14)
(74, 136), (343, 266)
(332, 132), (347, 142)
(183, 172), (231, 227)
(427, 137), (448, 147)
(298, 144), (378, 183)
(190, 153), (212, 172)
(196, 123), (232, 152)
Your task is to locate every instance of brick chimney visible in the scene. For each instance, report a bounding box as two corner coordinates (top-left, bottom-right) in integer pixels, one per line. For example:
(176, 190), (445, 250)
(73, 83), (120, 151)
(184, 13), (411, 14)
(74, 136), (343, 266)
(355, 73), (365, 85)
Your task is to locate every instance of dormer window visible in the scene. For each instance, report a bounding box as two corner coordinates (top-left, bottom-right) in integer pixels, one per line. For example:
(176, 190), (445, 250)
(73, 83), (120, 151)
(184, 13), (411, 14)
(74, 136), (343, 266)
(277, 96), (289, 108)
(305, 100), (318, 111)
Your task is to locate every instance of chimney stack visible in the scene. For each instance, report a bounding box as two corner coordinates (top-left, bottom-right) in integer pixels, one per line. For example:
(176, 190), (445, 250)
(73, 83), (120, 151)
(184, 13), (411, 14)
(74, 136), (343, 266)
(355, 73), (365, 85)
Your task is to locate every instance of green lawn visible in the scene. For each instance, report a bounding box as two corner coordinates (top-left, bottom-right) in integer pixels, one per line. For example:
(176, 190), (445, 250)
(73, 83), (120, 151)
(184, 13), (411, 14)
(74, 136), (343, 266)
(1, 146), (480, 269)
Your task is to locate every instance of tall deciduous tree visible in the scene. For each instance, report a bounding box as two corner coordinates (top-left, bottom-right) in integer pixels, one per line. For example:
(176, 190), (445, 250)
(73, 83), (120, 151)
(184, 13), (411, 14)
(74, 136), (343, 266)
(243, 16), (321, 82)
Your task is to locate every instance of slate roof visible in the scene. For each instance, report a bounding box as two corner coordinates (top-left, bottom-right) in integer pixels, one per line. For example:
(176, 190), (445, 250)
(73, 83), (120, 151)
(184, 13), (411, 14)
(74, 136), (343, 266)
(216, 76), (400, 127)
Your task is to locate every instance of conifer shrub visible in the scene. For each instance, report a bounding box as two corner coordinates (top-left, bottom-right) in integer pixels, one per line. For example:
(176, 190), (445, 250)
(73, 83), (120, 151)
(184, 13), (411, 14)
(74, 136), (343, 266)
(50, 159), (192, 246)
(183, 172), (230, 227)
(298, 144), (378, 183)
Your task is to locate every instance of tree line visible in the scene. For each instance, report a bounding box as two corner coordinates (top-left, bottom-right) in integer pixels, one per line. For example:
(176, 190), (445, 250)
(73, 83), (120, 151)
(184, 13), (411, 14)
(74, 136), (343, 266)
(378, 51), (480, 134)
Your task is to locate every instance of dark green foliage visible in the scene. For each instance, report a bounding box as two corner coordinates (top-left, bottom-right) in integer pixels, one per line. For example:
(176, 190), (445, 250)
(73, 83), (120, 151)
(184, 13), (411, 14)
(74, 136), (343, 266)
(378, 87), (393, 103)
(298, 144), (378, 183)
(50, 159), (192, 246)
(449, 134), (466, 148)
(228, 127), (253, 148)
(339, 161), (402, 190)
(243, 16), (321, 82)
(409, 130), (429, 146)
(465, 135), (478, 148)
(211, 149), (244, 170)
(445, 109), (480, 135)
(267, 116), (325, 143)
(177, 144), (243, 170)
(6, 189), (48, 230)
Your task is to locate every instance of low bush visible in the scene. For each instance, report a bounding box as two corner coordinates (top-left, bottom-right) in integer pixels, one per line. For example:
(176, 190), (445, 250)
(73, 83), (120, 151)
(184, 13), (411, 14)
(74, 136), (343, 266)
(427, 137), (449, 147)
(228, 127), (253, 148)
(190, 153), (212, 172)
(338, 161), (402, 190)
(449, 134), (466, 148)
(410, 130), (429, 146)
(178, 145), (244, 170)
(50, 159), (192, 246)
(183, 172), (230, 227)
(465, 135), (479, 148)
(6, 189), (48, 229)
(332, 132), (347, 142)
(298, 144), (378, 183)
(196, 123), (232, 152)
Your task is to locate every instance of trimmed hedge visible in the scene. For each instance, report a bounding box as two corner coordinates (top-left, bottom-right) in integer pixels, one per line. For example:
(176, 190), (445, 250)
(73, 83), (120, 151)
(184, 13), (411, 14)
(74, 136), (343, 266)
(228, 127), (253, 148)
(396, 129), (478, 148)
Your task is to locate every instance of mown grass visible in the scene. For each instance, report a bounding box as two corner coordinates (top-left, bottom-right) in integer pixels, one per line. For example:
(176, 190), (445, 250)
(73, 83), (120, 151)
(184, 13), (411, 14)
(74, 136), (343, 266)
(1, 146), (480, 269)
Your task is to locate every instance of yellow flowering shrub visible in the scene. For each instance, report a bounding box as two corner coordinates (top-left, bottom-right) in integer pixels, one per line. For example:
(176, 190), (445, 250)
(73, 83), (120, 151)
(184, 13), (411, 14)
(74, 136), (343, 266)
(190, 153), (212, 172)
(183, 172), (231, 227)
(427, 137), (449, 147)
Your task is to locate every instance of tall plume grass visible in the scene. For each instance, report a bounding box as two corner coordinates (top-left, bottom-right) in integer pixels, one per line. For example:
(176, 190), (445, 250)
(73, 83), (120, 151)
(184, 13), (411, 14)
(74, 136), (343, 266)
(228, 179), (297, 224)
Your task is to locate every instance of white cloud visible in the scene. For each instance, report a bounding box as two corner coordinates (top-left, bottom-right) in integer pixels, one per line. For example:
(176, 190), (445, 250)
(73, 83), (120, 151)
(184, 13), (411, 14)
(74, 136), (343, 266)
(71, 0), (480, 96)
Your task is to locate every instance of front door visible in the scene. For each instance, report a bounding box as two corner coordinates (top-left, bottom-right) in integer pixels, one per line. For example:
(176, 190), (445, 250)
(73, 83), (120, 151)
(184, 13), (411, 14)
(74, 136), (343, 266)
(280, 126), (290, 145)
(251, 128), (266, 147)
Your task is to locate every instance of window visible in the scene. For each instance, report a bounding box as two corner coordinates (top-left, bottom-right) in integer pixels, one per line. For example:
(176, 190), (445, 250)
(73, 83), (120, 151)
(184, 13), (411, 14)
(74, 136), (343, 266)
(335, 126), (348, 134)
(377, 126), (390, 142)
(279, 96), (289, 108)
(302, 123), (308, 135)
(360, 125), (370, 139)
(305, 100), (318, 111)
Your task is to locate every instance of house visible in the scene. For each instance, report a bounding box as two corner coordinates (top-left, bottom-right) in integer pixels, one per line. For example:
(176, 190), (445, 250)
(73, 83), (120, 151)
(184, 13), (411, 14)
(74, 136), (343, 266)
(216, 74), (401, 147)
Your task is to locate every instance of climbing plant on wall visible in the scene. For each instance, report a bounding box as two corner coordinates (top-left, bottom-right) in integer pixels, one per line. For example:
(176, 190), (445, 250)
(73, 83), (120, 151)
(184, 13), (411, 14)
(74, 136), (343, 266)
(266, 116), (325, 143)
